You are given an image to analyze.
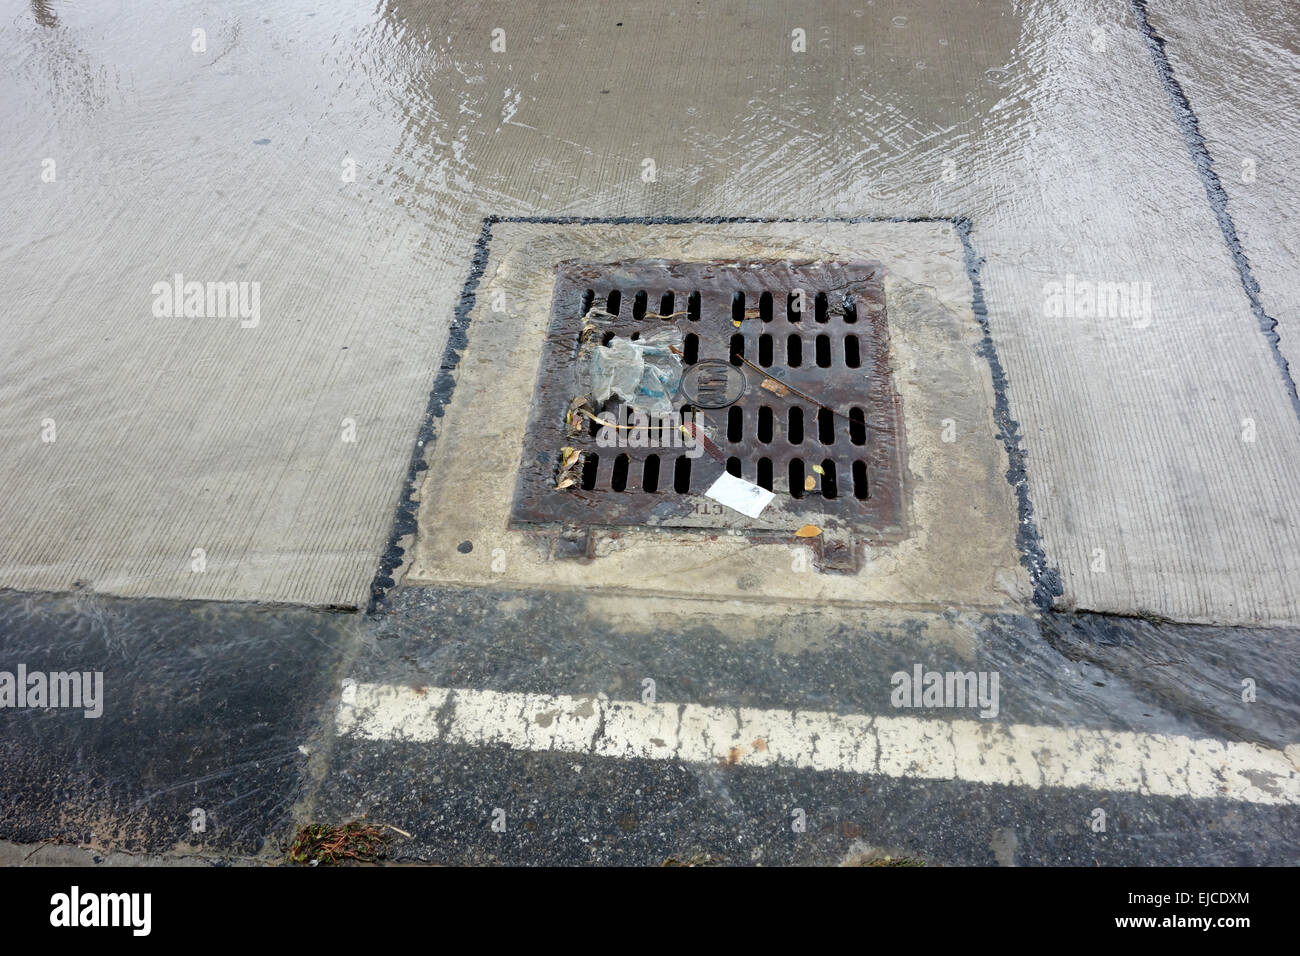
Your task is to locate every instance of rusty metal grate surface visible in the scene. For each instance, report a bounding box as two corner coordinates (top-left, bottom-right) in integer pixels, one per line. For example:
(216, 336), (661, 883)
(510, 259), (905, 538)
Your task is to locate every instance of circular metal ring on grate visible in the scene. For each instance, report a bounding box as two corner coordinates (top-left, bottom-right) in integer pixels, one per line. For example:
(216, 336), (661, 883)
(680, 360), (747, 408)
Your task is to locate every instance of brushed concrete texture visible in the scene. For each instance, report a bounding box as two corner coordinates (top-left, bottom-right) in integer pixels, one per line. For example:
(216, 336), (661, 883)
(1, 0), (1297, 622)
(1144, 0), (1300, 381)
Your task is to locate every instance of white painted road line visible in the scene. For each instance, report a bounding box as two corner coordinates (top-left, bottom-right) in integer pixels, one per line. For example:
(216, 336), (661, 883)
(336, 681), (1300, 806)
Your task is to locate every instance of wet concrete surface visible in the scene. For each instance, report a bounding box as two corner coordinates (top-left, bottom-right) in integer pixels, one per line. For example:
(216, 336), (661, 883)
(1, 1), (1299, 864)
(1144, 0), (1300, 379)
(2, 0), (1298, 623)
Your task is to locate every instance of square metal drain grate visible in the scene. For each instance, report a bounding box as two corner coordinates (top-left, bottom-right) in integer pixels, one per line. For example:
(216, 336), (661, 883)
(510, 259), (905, 536)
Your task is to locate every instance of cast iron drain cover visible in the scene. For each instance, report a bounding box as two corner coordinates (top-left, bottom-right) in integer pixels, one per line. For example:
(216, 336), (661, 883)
(510, 259), (905, 537)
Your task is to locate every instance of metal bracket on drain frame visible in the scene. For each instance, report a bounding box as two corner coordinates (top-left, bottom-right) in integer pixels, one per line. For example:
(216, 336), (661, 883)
(813, 533), (861, 573)
(547, 527), (596, 562)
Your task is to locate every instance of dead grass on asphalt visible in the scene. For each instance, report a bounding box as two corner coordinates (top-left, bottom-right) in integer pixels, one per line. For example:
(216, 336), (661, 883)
(286, 822), (390, 865)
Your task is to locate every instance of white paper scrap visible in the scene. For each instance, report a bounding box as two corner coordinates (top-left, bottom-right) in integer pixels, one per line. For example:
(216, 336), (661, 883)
(703, 471), (776, 519)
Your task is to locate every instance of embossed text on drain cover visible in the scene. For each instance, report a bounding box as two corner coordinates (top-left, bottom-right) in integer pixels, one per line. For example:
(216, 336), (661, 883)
(511, 259), (905, 536)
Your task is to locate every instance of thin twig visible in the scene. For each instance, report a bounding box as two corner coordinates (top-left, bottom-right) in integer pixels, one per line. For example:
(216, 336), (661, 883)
(23, 839), (57, 862)
(583, 307), (689, 323)
(732, 354), (856, 423)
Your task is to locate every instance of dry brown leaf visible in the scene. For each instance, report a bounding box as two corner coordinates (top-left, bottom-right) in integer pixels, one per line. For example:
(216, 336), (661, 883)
(794, 524), (822, 538)
(556, 477), (577, 490)
(561, 447), (580, 469)
(803, 475), (816, 491)
(760, 378), (790, 397)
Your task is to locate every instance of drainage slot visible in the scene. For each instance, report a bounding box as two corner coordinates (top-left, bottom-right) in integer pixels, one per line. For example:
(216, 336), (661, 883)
(821, 460), (838, 499)
(674, 456), (692, 493)
(816, 334), (832, 368)
(788, 407), (804, 444)
(729, 333), (745, 367)
(789, 459), (805, 498)
(852, 460), (869, 499)
(787, 334), (803, 367)
(818, 407), (835, 444)
(611, 453), (630, 491)
(849, 407), (867, 446)
(643, 455), (660, 492)
(684, 333), (699, 364)
(514, 259), (903, 534)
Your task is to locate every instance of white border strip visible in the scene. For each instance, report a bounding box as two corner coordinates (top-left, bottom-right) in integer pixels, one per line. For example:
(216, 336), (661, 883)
(336, 681), (1300, 805)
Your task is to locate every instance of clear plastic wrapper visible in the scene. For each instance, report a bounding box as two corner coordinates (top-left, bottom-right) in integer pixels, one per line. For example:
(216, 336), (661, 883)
(580, 328), (683, 418)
